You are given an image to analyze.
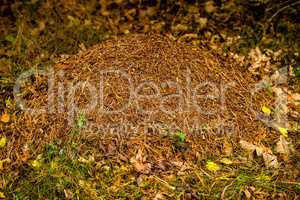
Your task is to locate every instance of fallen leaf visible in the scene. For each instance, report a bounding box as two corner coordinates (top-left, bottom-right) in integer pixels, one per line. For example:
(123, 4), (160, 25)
(134, 162), (151, 174)
(239, 140), (278, 168)
(261, 105), (271, 116)
(130, 149), (151, 174)
(278, 127), (288, 137)
(257, 175), (271, 182)
(223, 140), (233, 156)
(276, 136), (294, 160)
(135, 148), (144, 162)
(248, 47), (271, 75)
(262, 153), (279, 168)
(220, 158), (233, 165)
(50, 161), (58, 170)
(240, 140), (271, 156)
(0, 112), (9, 123)
(239, 140), (257, 153)
(31, 160), (42, 168)
(206, 161), (220, 172)
(0, 137), (7, 148)
(21, 144), (30, 162)
(244, 189), (251, 199)
(0, 192), (5, 198)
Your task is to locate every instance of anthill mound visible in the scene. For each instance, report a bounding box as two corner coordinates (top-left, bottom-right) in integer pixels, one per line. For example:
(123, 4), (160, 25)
(2, 34), (275, 163)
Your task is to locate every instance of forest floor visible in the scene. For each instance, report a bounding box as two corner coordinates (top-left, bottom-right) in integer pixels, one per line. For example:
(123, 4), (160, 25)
(0, 1), (300, 199)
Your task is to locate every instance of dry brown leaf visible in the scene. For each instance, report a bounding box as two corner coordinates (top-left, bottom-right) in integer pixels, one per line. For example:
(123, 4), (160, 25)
(21, 144), (30, 162)
(239, 140), (257, 153)
(276, 136), (294, 160)
(262, 153), (279, 168)
(248, 47), (271, 75)
(130, 149), (151, 174)
(223, 140), (233, 156)
(133, 162), (151, 174)
(0, 112), (9, 123)
(244, 189), (251, 199)
(239, 140), (278, 168)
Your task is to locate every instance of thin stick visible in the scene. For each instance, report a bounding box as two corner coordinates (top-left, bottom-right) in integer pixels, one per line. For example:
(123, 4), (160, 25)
(268, 1), (300, 22)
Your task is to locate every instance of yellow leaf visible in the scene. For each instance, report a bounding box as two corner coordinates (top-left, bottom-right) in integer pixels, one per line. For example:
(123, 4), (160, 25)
(206, 161), (220, 172)
(278, 127), (288, 137)
(31, 160), (42, 168)
(50, 161), (58, 170)
(0, 112), (9, 123)
(0, 137), (6, 148)
(261, 106), (271, 116)
(257, 175), (271, 182)
(220, 158), (233, 165)
(0, 192), (5, 198)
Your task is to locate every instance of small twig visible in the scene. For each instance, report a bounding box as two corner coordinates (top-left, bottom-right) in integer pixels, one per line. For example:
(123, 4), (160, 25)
(153, 176), (176, 190)
(266, 0), (293, 12)
(221, 181), (234, 200)
(268, 1), (300, 23)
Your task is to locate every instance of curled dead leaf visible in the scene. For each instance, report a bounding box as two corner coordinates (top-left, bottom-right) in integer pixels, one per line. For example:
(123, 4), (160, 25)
(239, 140), (278, 168)
(262, 153), (279, 168)
(130, 149), (151, 174)
(133, 162), (151, 174)
(276, 136), (294, 161)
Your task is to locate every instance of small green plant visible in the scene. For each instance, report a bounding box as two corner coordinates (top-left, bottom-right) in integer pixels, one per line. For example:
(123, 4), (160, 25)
(235, 174), (253, 189)
(257, 175), (271, 183)
(296, 183), (300, 191)
(294, 67), (300, 77)
(76, 113), (87, 128)
(68, 129), (79, 136)
(175, 130), (186, 143)
(44, 143), (59, 162)
(171, 130), (187, 152)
